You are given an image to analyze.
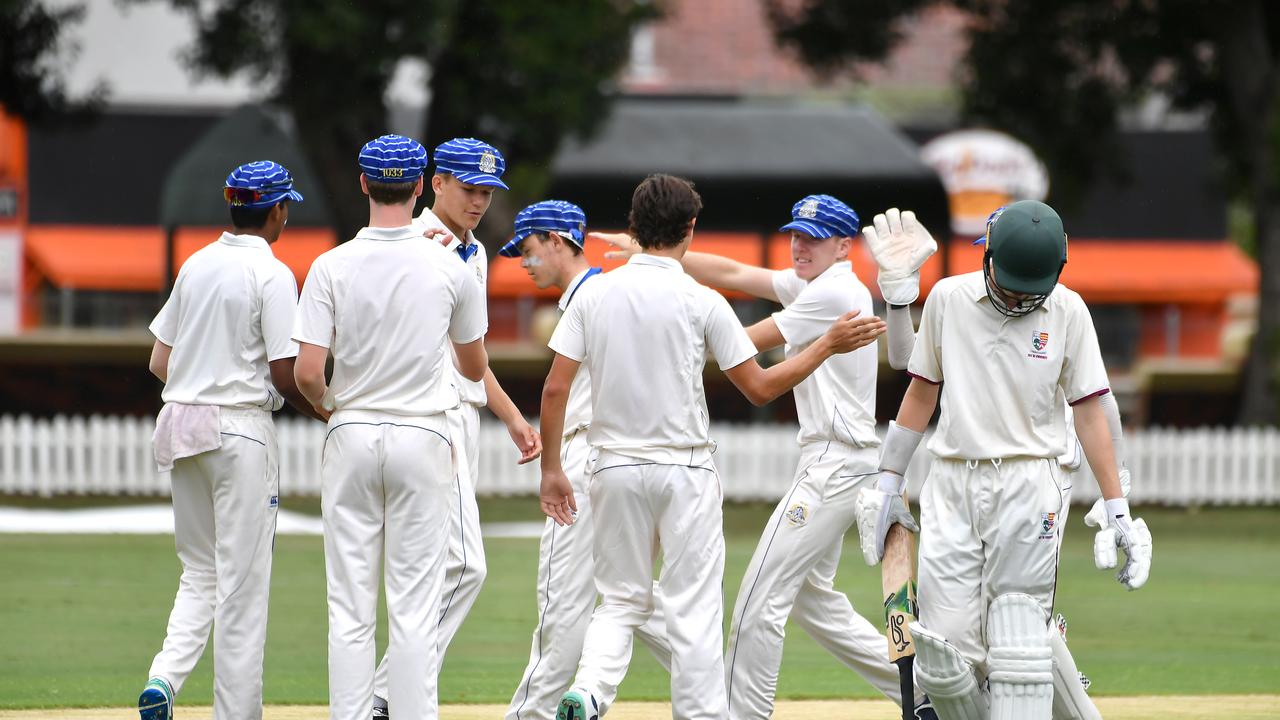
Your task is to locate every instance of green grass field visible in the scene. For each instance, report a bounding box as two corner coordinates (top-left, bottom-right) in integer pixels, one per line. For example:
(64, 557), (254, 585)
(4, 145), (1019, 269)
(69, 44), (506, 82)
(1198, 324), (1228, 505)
(1, 500), (1277, 709)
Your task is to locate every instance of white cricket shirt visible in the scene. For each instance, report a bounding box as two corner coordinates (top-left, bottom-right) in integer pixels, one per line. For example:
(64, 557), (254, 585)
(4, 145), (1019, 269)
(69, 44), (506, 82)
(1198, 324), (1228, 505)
(907, 271), (1110, 460)
(293, 224), (487, 416)
(559, 267), (602, 437)
(149, 232), (298, 410)
(417, 207), (489, 407)
(549, 254), (757, 463)
(771, 260), (880, 447)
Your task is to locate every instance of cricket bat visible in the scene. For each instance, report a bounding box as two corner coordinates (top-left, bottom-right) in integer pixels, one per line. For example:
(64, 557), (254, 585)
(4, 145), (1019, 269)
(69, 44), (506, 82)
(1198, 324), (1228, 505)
(881, 497), (918, 720)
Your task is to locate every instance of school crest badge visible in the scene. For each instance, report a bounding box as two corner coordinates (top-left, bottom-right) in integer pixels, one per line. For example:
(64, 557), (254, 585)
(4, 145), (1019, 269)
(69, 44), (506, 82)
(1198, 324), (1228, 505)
(785, 502), (809, 527)
(1039, 511), (1057, 539)
(798, 199), (820, 219)
(1032, 331), (1049, 353)
(478, 151), (498, 174)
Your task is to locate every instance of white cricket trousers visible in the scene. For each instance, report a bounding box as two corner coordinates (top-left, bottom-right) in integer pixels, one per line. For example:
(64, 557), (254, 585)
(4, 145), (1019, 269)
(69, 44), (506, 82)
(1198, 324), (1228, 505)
(573, 450), (727, 720)
(322, 410), (453, 720)
(148, 408), (278, 720)
(725, 441), (903, 720)
(917, 457), (1069, 671)
(506, 430), (674, 720)
(372, 403), (486, 699)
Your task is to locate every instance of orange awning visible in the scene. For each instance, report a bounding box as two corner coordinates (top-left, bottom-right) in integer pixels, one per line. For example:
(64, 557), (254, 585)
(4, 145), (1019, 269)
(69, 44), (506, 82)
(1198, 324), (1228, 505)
(25, 225), (337, 292)
(488, 231), (766, 300)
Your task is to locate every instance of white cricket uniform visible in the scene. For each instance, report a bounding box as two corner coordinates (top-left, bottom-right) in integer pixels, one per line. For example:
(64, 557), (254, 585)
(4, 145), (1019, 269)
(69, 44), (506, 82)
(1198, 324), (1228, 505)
(550, 253), (757, 720)
(906, 271), (1109, 671)
(371, 208), (490, 702)
(294, 224), (486, 720)
(507, 268), (673, 720)
(146, 232), (297, 720)
(725, 261), (905, 720)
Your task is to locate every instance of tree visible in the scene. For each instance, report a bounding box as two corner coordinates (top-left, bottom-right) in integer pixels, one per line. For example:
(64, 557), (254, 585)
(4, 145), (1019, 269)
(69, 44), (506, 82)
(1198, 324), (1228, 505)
(137, 0), (653, 246)
(769, 0), (1280, 424)
(0, 0), (104, 121)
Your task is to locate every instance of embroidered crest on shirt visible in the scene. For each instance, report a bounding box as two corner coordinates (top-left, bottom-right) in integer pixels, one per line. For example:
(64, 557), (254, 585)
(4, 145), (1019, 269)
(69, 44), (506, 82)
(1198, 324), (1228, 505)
(1039, 511), (1056, 539)
(784, 501), (809, 527)
(479, 151), (497, 174)
(1028, 331), (1050, 360)
(798, 199), (820, 219)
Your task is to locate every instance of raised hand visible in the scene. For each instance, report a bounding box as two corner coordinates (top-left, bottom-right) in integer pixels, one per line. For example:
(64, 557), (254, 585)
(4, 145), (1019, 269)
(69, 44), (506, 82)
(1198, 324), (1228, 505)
(591, 231), (640, 260)
(863, 208), (938, 305)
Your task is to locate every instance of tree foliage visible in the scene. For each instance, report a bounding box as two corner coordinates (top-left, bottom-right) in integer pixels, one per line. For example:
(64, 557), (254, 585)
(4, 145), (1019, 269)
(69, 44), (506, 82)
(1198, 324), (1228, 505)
(0, 0), (104, 122)
(135, 0), (653, 245)
(769, 0), (1280, 423)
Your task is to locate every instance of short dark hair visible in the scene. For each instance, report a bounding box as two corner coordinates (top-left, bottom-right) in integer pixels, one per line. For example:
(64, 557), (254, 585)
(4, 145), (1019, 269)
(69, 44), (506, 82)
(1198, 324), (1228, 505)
(366, 177), (419, 205)
(628, 174), (702, 250)
(229, 203), (276, 230)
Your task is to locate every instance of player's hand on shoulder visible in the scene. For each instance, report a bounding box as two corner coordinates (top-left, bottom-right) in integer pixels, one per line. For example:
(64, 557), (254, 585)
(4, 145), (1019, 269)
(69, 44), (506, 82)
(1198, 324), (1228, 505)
(508, 419), (542, 464)
(825, 310), (886, 353)
(1092, 496), (1151, 591)
(853, 471), (918, 565)
(591, 231), (640, 260)
(421, 225), (455, 246)
(540, 467), (577, 526)
(863, 208), (938, 306)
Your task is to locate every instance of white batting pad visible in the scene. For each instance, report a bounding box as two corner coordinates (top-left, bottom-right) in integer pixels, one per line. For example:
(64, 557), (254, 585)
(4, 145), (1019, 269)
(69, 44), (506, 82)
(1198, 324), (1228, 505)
(911, 621), (989, 720)
(987, 593), (1054, 720)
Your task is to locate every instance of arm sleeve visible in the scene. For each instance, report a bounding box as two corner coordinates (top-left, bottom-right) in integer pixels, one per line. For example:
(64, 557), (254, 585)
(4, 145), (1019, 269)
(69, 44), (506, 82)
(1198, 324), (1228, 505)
(261, 264), (300, 361)
(885, 304), (917, 370)
(1060, 296), (1111, 404)
(293, 258), (335, 349)
(771, 282), (850, 349)
(905, 286), (944, 383)
(706, 293), (758, 370)
(548, 295), (587, 362)
(770, 269), (803, 306)
(449, 269), (488, 344)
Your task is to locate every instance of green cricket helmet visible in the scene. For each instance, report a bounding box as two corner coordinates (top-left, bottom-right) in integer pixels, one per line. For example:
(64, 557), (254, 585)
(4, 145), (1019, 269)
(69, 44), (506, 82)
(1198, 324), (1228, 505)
(981, 200), (1068, 316)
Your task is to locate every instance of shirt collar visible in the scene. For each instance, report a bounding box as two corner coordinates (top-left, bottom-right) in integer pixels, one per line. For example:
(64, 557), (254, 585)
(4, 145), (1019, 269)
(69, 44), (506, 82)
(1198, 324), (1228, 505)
(218, 232), (271, 251)
(627, 253), (683, 271)
(353, 225), (422, 242)
(558, 267), (602, 311)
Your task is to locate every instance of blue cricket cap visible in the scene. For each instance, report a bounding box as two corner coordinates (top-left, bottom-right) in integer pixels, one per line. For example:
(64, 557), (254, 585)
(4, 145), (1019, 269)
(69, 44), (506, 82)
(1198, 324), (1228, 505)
(223, 161), (304, 208)
(499, 200), (588, 257)
(434, 137), (509, 189)
(358, 134), (428, 184)
(779, 194), (860, 239)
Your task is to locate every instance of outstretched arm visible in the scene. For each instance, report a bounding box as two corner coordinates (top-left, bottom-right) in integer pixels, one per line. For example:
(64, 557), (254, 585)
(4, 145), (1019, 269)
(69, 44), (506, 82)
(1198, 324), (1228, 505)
(592, 231), (779, 301)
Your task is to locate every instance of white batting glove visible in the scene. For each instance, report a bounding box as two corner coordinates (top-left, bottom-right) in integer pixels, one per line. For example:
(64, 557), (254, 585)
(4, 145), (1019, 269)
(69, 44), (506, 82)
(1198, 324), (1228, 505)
(863, 208), (938, 306)
(854, 471), (919, 566)
(1084, 467), (1131, 529)
(1093, 498), (1151, 590)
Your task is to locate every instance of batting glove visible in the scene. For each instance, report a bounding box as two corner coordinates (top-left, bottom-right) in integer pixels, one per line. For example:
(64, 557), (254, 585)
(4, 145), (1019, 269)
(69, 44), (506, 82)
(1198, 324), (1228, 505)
(854, 471), (919, 566)
(1092, 498), (1152, 590)
(1083, 467), (1131, 529)
(863, 208), (938, 306)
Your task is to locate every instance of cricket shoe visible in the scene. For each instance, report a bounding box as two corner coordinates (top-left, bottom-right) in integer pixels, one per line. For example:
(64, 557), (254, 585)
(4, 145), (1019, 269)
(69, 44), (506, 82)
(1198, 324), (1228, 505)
(138, 677), (174, 720)
(913, 695), (939, 720)
(557, 686), (599, 720)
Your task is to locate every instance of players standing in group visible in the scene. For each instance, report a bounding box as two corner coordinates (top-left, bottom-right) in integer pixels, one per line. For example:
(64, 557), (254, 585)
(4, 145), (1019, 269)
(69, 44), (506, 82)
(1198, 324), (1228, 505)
(854, 200), (1152, 720)
(140, 161), (324, 720)
(538, 175), (885, 720)
(293, 135), (489, 720)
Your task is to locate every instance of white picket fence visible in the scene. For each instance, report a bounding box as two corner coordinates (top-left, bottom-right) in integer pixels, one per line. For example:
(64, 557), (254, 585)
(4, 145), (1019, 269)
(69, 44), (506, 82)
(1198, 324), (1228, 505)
(1, 414), (1278, 505)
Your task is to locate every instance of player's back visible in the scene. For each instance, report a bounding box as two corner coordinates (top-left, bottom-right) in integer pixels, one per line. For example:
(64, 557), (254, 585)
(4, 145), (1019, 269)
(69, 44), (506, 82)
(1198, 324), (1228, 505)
(304, 226), (484, 416)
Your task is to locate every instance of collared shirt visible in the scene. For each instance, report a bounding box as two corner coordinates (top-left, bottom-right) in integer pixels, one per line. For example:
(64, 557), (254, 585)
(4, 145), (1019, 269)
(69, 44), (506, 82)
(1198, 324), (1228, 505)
(771, 260), (879, 447)
(416, 206), (489, 406)
(293, 224), (486, 416)
(558, 267), (602, 437)
(908, 270), (1110, 460)
(550, 253), (757, 463)
(149, 232), (298, 410)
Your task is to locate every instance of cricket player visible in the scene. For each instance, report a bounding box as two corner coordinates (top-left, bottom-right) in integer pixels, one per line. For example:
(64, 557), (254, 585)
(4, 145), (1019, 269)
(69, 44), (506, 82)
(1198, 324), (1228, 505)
(293, 134), (489, 720)
(140, 161), (323, 720)
(497, 200), (674, 720)
(370, 136), (541, 716)
(854, 200), (1153, 720)
(539, 175), (886, 720)
(865, 206), (1132, 720)
(598, 194), (930, 719)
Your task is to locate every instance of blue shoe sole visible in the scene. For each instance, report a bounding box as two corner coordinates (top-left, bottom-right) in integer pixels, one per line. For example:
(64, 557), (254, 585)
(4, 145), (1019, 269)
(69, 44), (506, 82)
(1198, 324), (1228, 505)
(139, 687), (171, 720)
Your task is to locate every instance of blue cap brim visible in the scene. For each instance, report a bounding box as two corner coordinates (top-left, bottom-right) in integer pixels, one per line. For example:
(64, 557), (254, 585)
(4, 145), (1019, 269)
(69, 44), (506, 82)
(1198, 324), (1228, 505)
(452, 172), (509, 190)
(780, 220), (836, 239)
(973, 236), (986, 246)
(498, 236), (525, 257)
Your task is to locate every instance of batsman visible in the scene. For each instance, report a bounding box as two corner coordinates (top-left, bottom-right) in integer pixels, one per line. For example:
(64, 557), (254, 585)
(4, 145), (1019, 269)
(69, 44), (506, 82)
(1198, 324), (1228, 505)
(855, 200), (1153, 720)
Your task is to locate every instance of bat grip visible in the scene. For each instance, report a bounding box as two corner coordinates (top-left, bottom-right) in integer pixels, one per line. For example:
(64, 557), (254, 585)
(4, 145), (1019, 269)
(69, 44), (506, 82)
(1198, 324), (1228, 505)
(895, 655), (915, 720)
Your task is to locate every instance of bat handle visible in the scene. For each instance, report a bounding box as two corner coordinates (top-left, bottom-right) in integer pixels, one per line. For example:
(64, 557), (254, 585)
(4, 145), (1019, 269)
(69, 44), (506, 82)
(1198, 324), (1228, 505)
(896, 655), (915, 720)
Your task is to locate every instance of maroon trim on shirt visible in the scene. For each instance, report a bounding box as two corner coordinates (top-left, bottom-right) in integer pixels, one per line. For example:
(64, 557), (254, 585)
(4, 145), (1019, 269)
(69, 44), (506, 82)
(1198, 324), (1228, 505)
(1068, 387), (1111, 406)
(906, 371), (941, 386)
